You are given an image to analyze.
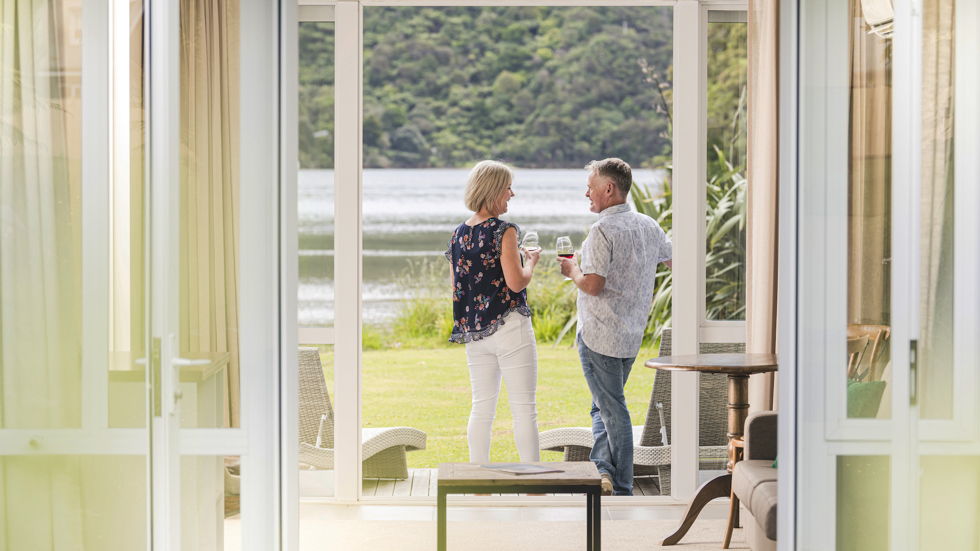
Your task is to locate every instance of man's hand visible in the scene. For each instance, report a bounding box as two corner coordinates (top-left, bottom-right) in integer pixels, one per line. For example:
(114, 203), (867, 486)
(558, 254), (605, 296)
(557, 253), (579, 279)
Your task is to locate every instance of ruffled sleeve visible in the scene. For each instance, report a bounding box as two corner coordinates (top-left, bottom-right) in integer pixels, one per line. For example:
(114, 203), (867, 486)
(492, 220), (520, 256)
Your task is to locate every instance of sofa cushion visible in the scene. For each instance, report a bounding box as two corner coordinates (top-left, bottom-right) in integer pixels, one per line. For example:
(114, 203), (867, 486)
(733, 460), (778, 540)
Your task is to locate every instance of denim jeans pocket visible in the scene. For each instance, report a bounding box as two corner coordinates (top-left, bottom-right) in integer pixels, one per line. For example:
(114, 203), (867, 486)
(588, 348), (624, 377)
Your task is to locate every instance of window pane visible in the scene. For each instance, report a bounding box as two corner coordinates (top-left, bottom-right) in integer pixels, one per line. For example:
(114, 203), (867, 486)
(2, 0), (83, 428)
(918, 0), (954, 420)
(298, 21), (335, 328)
(837, 456), (890, 551)
(845, 0), (892, 418)
(705, 13), (747, 321)
(359, 5), (672, 495)
(178, 0), (241, 428)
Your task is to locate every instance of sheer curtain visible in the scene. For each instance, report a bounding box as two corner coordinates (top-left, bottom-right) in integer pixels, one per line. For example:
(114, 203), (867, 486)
(746, 0), (779, 413)
(180, 0), (241, 427)
(1, 0), (84, 546)
(918, 0), (954, 419)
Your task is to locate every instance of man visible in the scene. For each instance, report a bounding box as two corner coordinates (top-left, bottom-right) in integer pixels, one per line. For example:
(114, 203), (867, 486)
(557, 158), (673, 496)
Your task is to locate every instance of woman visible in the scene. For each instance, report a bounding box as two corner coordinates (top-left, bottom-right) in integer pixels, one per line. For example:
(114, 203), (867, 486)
(445, 160), (541, 462)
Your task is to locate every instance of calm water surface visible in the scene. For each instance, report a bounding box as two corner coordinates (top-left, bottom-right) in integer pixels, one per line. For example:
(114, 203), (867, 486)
(298, 168), (665, 325)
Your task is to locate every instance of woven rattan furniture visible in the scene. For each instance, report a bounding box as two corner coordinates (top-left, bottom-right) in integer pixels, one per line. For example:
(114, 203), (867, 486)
(538, 329), (741, 495)
(646, 351), (778, 546)
(299, 347), (427, 479)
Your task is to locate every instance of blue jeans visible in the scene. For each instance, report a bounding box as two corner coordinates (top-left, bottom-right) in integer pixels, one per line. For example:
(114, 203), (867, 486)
(578, 334), (636, 496)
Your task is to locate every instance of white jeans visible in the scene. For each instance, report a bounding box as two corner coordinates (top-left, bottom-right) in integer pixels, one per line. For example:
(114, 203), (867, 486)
(464, 312), (541, 462)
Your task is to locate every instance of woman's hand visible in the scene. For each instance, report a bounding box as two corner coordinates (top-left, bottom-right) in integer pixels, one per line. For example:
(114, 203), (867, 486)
(501, 227), (536, 292)
(522, 245), (541, 267)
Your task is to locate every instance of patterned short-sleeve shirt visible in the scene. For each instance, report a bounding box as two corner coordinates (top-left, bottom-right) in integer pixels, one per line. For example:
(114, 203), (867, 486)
(445, 218), (530, 343)
(577, 203), (672, 358)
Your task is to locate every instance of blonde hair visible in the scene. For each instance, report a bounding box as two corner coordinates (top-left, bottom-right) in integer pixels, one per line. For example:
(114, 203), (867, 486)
(464, 160), (514, 215)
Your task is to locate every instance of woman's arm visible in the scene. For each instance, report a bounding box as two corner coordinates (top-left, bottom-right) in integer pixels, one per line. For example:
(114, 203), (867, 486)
(500, 227), (539, 292)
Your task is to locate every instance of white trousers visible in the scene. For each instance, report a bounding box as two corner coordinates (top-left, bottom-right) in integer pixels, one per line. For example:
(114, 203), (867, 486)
(464, 312), (541, 462)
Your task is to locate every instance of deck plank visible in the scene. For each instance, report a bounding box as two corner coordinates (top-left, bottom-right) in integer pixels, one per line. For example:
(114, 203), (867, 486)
(428, 468), (438, 497)
(392, 472), (414, 496)
(375, 477), (397, 497)
(362, 478), (378, 497)
(411, 468), (430, 497)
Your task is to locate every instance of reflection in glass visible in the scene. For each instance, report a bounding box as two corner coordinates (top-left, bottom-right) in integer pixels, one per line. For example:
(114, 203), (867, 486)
(837, 456), (890, 551)
(109, 0), (148, 429)
(920, 456), (980, 550)
(1, 0), (83, 430)
(705, 12), (747, 321)
(179, 0), (241, 428)
(845, 0), (892, 418)
(918, 0), (955, 420)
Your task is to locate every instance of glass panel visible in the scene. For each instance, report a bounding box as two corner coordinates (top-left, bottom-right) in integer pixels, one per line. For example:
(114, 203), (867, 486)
(845, 0), (892, 418)
(360, 6), (672, 496)
(299, 21), (335, 328)
(0, 456), (148, 550)
(179, 0), (241, 428)
(109, 0), (148, 428)
(1, 0), (84, 429)
(836, 455), (890, 551)
(297, 19), (336, 505)
(918, 0), (955, 420)
(705, 11), (747, 321)
(920, 456), (980, 551)
(298, 345), (334, 500)
(183, 455), (240, 550)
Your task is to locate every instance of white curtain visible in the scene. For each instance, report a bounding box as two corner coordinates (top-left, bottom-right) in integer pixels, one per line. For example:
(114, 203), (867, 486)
(1, 0), (84, 547)
(746, 0), (779, 413)
(180, 0), (241, 428)
(918, 0), (954, 419)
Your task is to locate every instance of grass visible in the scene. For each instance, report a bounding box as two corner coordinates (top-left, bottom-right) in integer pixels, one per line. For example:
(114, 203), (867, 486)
(314, 344), (659, 468)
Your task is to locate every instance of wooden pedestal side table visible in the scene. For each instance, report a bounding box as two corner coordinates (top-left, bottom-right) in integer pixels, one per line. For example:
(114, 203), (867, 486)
(644, 353), (778, 546)
(436, 462), (603, 551)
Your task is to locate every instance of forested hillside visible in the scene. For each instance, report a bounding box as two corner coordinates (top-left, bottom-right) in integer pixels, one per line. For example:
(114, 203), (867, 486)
(299, 7), (675, 169)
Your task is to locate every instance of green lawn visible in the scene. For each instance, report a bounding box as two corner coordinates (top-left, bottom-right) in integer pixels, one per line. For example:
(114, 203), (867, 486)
(315, 344), (660, 468)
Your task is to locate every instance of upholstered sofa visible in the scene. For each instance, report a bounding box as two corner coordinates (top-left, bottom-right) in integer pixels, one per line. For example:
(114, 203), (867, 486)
(732, 412), (778, 551)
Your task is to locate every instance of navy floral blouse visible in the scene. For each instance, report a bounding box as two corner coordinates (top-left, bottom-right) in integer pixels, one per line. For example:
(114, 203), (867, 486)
(445, 218), (530, 343)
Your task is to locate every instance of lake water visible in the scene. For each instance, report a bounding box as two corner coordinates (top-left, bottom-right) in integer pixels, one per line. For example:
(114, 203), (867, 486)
(298, 168), (666, 326)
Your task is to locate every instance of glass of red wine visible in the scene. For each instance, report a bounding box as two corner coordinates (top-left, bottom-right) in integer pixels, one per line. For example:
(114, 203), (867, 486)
(556, 236), (574, 280)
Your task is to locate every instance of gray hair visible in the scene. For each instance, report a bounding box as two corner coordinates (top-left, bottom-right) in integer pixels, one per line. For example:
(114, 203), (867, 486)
(585, 158), (632, 198)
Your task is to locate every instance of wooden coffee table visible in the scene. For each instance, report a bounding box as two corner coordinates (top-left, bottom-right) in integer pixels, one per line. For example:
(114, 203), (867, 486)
(645, 353), (778, 546)
(437, 462), (603, 551)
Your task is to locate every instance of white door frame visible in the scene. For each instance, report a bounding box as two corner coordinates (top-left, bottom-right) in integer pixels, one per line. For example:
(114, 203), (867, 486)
(281, 0), (753, 518)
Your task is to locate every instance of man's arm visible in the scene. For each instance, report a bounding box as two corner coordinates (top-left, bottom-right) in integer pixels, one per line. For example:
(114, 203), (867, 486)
(557, 254), (606, 296)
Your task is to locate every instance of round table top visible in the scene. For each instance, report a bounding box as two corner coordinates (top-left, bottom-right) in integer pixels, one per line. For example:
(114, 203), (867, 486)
(644, 353), (778, 375)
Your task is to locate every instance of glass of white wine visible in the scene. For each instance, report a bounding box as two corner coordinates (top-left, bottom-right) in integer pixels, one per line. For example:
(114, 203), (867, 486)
(521, 230), (539, 251)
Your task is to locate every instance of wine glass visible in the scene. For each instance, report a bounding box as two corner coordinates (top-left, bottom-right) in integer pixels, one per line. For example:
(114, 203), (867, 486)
(556, 236), (574, 280)
(521, 230), (539, 251)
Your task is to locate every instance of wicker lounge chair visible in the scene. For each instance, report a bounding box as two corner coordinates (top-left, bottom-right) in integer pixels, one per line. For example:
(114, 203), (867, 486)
(539, 329), (743, 495)
(298, 347), (427, 479)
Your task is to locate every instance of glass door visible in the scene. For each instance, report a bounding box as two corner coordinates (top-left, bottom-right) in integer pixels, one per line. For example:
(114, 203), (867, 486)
(0, 1), (154, 549)
(793, 0), (980, 549)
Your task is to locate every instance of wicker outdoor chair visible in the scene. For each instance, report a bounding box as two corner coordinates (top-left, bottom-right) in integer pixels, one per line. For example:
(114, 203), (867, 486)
(539, 329), (742, 495)
(298, 347), (427, 479)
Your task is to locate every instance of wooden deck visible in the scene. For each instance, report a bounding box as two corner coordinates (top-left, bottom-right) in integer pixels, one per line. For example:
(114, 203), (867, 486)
(360, 469), (664, 498)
